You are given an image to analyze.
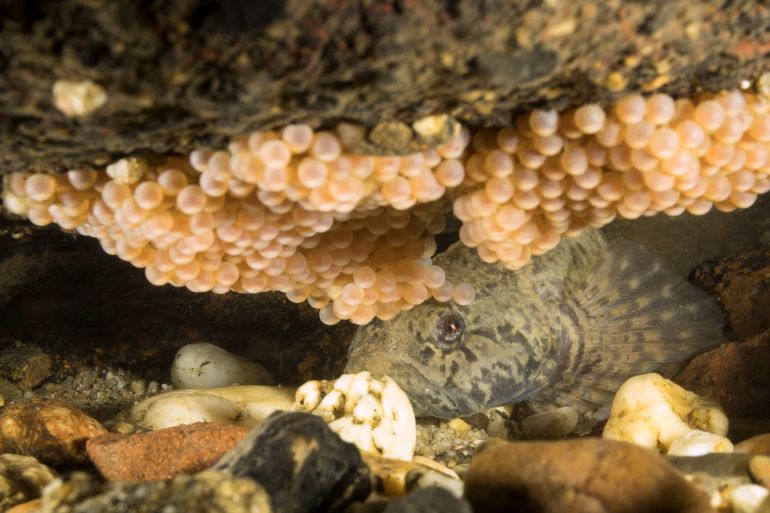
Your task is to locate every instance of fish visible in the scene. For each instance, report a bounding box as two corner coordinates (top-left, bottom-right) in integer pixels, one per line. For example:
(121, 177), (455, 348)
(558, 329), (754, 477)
(345, 229), (725, 423)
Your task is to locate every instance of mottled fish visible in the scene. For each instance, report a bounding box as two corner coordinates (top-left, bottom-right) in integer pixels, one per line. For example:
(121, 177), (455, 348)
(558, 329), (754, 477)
(345, 230), (724, 422)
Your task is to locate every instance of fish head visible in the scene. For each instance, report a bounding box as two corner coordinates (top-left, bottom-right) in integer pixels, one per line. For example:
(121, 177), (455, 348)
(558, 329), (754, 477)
(346, 294), (531, 419)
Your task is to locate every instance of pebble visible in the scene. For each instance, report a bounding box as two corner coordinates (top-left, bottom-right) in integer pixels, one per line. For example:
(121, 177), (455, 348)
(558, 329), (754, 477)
(36, 470), (271, 513)
(465, 438), (713, 513)
(213, 411), (371, 513)
(0, 398), (106, 466)
(749, 455), (770, 488)
(8, 499), (42, 513)
(726, 484), (770, 513)
(485, 406), (523, 440)
(0, 344), (52, 389)
(127, 385), (296, 430)
(521, 406), (578, 439)
(685, 473), (749, 510)
(737, 434), (770, 454)
(363, 452), (462, 497)
(52, 79), (107, 118)
(294, 372), (416, 461)
(171, 342), (274, 389)
(603, 373), (728, 451)
(0, 454), (57, 511)
(668, 429), (735, 456)
(86, 422), (249, 481)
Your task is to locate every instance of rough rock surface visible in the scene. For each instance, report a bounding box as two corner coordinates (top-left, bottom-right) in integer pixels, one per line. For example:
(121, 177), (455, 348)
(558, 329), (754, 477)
(214, 411), (372, 513)
(674, 330), (770, 419)
(0, 343), (52, 389)
(37, 470), (271, 513)
(0, 397), (106, 466)
(464, 439), (714, 513)
(1, 1), (770, 173)
(691, 250), (770, 340)
(86, 422), (249, 481)
(0, 454), (57, 511)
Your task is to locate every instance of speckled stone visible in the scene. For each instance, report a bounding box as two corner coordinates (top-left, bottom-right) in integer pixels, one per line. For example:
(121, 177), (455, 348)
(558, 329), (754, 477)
(214, 411), (371, 513)
(86, 422), (249, 481)
(0, 454), (56, 511)
(0, 344), (52, 389)
(0, 398), (106, 466)
(465, 439), (714, 513)
(36, 470), (271, 513)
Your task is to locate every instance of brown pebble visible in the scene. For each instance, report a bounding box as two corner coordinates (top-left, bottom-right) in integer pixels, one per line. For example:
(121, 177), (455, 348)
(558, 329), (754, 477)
(362, 452), (460, 496)
(0, 454), (56, 511)
(736, 433), (770, 455)
(0, 398), (106, 467)
(464, 438), (714, 513)
(0, 345), (52, 389)
(87, 422), (249, 481)
(749, 455), (770, 488)
(674, 330), (770, 418)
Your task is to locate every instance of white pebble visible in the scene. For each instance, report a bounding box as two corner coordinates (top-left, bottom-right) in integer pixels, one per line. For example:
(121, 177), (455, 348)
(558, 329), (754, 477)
(171, 342), (273, 389)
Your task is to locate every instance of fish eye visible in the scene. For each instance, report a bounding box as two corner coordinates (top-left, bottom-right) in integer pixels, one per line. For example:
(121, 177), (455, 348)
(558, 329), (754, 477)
(431, 310), (466, 349)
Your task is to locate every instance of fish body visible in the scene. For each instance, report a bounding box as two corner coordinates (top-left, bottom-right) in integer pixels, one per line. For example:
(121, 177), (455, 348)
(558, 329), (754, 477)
(345, 230), (724, 421)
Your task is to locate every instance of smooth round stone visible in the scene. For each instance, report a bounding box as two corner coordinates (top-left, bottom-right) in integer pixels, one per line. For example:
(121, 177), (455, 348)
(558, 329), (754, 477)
(736, 433), (770, 454)
(171, 343), (273, 389)
(603, 373), (728, 452)
(521, 406), (579, 439)
(667, 429), (734, 456)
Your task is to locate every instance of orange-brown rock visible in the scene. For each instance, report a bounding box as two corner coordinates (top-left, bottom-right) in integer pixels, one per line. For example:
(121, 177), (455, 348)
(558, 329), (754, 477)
(674, 330), (770, 418)
(736, 433), (770, 454)
(464, 438), (713, 513)
(748, 455), (770, 488)
(7, 499), (42, 513)
(0, 398), (106, 466)
(691, 250), (770, 340)
(86, 422), (249, 481)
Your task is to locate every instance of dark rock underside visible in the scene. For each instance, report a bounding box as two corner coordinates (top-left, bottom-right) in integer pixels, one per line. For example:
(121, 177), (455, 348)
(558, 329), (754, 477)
(1, 0), (770, 173)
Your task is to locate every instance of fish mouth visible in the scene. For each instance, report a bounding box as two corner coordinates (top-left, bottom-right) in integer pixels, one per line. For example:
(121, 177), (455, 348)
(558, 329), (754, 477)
(346, 329), (486, 419)
(390, 361), (486, 419)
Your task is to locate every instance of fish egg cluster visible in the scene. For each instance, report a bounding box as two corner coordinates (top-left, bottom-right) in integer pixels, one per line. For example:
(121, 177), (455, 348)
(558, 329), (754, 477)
(454, 90), (770, 268)
(2, 126), (475, 326)
(5, 89), (770, 324)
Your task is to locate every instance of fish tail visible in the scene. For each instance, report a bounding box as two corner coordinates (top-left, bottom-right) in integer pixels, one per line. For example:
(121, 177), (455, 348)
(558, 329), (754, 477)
(531, 239), (725, 422)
